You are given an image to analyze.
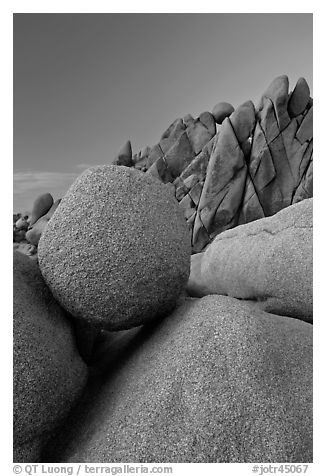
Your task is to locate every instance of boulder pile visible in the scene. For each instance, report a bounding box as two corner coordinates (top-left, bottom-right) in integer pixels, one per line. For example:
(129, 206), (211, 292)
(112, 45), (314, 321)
(14, 75), (312, 255)
(115, 75), (313, 252)
(13, 75), (313, 464)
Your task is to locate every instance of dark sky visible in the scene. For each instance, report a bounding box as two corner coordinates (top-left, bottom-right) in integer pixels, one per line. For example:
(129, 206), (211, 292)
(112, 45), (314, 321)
(13, 13), (313, 212)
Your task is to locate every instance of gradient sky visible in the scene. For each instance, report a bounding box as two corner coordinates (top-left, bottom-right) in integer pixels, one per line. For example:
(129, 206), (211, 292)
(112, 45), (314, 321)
(13, 13), (313, 212)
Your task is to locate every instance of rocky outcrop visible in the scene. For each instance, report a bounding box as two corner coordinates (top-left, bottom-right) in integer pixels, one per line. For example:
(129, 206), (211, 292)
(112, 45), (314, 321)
(187, 198), (312, 322)
(13, 74), (313, 464)
(42, 295), (312, 463)
(38, 165), (191, 331)
(13, 75), (313, 255)
(13, 252), (88, 462)
(116, 75), (312, 253)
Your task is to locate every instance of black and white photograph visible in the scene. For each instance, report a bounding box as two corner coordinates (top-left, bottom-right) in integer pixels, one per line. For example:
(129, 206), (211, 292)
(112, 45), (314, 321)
(10, 6), (316, 473)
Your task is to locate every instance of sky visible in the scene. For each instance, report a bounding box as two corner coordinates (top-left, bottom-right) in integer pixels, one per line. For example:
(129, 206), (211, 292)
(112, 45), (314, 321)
(13, 13), (313, 212)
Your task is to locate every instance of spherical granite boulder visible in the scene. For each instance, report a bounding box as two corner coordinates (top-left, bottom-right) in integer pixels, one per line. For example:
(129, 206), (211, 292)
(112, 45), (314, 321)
(42, 295), (312, 463)
(212, 101), (235, 124)
(38, 165), (191, 330)
(30, 192), (54, 226)
(13, 252), (88, 462)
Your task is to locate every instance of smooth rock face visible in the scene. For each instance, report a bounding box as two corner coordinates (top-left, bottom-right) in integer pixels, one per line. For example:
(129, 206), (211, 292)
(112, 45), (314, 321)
(288, 78), (310, 118)
(26, 216), (49, 246)
(30, 193), (54, 226)
(44, 295), (312, 463)
(296, 107), (313, 144)
(38, 165), (191, 330)
(212, 102), (235, 124)
(193, 117), (247, 250)
(26, 199), (62, 246)
(13, 252), (88, 462)
(199, 111), (216, 136)
(113, 140), (133, 167)
(187, 199), (312, 322)
(229, 100), (256, 143)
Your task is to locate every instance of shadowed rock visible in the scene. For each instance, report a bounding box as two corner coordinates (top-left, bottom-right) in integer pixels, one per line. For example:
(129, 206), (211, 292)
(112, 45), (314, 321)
(229, 100), (256, 143)
(42, 295), (312, 463)
(30, 193), (54, 226)
(13, 252), (88, 462)
(288, 78), (310, 118)
(212, 102), (235, 124)
(113, 140), (133, 167)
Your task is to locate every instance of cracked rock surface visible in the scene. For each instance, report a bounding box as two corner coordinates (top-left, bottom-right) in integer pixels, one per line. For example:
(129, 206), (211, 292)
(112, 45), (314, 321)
(120, 75), (313, 253)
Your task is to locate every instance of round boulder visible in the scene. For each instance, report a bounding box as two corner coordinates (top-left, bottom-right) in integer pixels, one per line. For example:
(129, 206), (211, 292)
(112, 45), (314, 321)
(42, 295), (312, 463)
(212, 102), (235, 124)
(15, 217), (29, 231)
(13, 252), (88, 462)
(30, 192), (54, 226)
(38, 165), (191, 330)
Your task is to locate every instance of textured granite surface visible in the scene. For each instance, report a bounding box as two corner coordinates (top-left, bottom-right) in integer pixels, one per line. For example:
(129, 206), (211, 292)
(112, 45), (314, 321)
(42, 295), (312, 463)
(38, 165), (191, 330)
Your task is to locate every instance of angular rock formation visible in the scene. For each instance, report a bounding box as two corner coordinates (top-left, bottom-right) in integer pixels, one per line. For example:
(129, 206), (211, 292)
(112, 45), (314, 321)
(13, 75), (313, 255)
(38, 165), (191, 331)
(112, 140), (133, 167)
(116, 75), (312, 253)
